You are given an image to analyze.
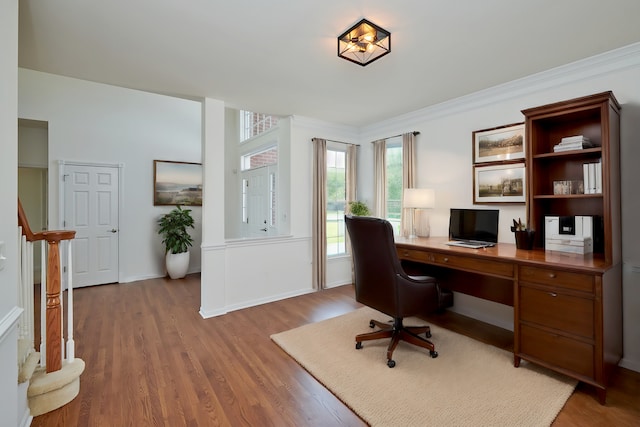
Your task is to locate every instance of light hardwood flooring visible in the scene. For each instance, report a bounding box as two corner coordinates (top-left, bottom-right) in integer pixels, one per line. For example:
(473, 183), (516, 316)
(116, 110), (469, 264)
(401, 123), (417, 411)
(32, 274), (639, 426)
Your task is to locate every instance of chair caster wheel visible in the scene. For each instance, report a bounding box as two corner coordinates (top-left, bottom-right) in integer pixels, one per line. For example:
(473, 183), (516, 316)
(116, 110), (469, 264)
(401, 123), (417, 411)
(369, 320), (375, 328)
(430, 350), (438, 358)
(356, 342), (363, 350)
(387, 359), (396, 368)
(426, 331), (432, 338)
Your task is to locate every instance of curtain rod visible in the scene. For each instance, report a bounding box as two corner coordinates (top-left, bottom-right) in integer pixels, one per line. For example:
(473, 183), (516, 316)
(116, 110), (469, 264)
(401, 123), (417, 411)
(370, 131), (420, 142)
(312, 138), (360, 146)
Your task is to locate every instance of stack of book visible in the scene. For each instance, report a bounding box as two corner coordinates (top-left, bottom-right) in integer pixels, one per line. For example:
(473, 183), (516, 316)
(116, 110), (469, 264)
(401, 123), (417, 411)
(553, 135), (593, 152)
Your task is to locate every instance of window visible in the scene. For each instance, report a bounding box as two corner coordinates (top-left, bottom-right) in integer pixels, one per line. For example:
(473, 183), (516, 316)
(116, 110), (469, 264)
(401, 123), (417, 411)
(386, 139), (403, 235)
(241, 178), (248, 223)
(269, 171), (276, 227)
(241, 146), (278, 171)
(240, 110), (279, 142)
(326, 148), (347, 256)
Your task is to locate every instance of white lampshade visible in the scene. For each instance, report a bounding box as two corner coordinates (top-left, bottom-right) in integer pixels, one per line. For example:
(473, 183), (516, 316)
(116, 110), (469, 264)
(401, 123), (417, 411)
(403, 188), (435, 209)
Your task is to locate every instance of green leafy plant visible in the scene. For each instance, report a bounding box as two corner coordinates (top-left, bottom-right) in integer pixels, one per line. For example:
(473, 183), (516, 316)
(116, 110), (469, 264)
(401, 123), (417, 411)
(158, 206), (195, 254)
(348, 201), (371, 216)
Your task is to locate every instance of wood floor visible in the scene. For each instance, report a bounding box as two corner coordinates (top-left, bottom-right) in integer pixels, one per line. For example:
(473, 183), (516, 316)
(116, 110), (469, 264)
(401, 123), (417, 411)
(32, 274), (640, 426)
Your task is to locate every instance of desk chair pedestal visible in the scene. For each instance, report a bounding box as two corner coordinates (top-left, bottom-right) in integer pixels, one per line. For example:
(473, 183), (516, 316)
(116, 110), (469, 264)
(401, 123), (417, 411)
(356, 317), (438, 368)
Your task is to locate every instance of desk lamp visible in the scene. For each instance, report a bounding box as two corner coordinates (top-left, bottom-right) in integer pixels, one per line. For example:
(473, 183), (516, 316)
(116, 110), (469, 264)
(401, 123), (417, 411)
(403, 188), (435, 238)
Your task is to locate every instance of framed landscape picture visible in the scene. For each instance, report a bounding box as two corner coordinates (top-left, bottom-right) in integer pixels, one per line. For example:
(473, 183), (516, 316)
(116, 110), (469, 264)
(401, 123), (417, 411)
(153, 160), (203, 206)
(473, 122), (525, 164)
(473, 162), (526, 204)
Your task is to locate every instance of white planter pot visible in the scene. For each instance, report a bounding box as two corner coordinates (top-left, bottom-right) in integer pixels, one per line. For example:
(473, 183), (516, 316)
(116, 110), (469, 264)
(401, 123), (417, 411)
(166, 251), (190, 279)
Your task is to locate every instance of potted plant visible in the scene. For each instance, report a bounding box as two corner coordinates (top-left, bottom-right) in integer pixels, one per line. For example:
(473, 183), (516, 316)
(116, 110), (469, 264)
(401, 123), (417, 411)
(347, 201), (371, 216)
(158, 205), (195, 279)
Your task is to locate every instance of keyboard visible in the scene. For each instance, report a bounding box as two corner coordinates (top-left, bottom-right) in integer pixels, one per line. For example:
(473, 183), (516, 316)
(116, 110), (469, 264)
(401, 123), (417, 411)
(446, 240), (495, 249)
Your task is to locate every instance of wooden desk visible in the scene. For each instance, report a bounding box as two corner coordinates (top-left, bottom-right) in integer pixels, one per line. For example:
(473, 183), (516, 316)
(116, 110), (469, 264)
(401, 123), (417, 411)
(395, 236), (622, 404)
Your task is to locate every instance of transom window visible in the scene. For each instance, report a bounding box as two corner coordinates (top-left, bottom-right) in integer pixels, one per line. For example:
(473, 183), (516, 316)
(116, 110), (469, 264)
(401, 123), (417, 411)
(240, 110), (279, 142)
(241, 146), (278, 171)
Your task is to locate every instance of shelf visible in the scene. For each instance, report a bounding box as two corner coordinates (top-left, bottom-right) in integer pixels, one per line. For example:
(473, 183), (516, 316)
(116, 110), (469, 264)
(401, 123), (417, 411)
(533, 194), (603, 200)
(533, 147), (601, 159)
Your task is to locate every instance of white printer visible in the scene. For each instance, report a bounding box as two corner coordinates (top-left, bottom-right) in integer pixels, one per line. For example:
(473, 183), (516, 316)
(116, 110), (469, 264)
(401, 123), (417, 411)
(545, 216), (593, 254)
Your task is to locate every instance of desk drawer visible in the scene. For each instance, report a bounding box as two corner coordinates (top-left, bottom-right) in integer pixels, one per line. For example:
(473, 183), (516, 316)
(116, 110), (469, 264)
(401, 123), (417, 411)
(520, 324), (594, 378)
(397, 248), (434, 264)
(520, 286), (594, 338)
(431, 253), (514, 278)
(398, 248), (514, 278)
(519, 266), (594, 292)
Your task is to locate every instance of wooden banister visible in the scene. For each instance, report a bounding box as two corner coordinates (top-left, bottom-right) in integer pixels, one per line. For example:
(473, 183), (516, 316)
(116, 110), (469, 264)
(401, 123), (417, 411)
(18, 198), (45, 242)
(18, 198), (76, 373)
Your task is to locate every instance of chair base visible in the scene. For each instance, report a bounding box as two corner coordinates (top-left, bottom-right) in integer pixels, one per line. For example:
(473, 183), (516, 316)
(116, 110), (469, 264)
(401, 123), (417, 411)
(355, 317), (438, 367)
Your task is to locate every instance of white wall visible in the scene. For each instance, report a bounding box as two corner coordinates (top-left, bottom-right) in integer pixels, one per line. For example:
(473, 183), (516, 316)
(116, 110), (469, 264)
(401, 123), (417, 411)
(18, 120), (47, 167)
(1, 1), (26, 425)
(359, 43), (640, 370)
(18, 69), (203, 283)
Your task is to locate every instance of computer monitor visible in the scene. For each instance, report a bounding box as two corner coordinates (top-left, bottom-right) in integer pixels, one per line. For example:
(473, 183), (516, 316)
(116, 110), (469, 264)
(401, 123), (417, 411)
(449, 208), (499, 244)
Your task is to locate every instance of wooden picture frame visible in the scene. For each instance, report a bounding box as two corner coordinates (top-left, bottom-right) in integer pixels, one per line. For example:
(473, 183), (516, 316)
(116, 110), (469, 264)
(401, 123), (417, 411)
(473, 162), (526, 204)
(153, 160), (203, 206)
(473, 122), (525, 164)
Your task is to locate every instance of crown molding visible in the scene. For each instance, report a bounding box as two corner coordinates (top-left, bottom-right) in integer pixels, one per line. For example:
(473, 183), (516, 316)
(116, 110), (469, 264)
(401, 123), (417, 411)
(361, 42), (640, 141)
(291, 115), (360, 140)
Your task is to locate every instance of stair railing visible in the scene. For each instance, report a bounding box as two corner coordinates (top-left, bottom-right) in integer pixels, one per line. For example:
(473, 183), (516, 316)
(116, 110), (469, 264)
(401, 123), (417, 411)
(18, 199), (76, 373)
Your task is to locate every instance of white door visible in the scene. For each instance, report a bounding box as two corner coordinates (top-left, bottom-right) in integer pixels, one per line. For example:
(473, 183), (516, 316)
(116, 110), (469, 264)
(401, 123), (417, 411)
(241, 165), (278, 238)
(64, 164), (119, 287)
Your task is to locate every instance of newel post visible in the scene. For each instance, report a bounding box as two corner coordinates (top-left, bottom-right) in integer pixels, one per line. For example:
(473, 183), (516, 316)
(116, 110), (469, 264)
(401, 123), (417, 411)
(42, 230), (76, 373)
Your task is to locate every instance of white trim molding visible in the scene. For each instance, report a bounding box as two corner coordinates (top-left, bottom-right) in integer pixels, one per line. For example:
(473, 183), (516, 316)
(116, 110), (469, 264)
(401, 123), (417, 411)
(0, 306), (23, 344)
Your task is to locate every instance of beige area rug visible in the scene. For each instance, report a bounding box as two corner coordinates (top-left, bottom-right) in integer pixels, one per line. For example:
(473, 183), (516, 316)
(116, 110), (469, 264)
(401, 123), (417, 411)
(271, 307), (577, 427)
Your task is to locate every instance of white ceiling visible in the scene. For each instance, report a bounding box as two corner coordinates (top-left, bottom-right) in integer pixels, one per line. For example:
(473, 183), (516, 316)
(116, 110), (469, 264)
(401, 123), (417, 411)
(18, 1), (640, 127)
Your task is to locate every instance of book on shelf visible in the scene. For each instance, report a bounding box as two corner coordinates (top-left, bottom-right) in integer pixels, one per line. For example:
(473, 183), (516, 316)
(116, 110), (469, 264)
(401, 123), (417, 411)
(582, 159), (602, 194)
(553, 135), (593, 152)
(595, 158), (602, 194)
(561, 135), (590, 143)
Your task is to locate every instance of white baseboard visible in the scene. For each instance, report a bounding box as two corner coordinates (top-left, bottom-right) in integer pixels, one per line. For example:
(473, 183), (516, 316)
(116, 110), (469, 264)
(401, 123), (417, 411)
(619, 357), (640, 373)
(18, 407), (32, 427)
(325, 280), (351, 289)
(200, 287), (315, 319)
(120, 269), (201, 284)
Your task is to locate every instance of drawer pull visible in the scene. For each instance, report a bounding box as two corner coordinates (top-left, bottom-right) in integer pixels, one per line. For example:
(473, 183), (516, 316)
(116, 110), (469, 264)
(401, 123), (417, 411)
(403, 251), (409, 256)
(548, 292), (558, 298)
(443, 257), (449, 263)
(548, 273), (557, 278)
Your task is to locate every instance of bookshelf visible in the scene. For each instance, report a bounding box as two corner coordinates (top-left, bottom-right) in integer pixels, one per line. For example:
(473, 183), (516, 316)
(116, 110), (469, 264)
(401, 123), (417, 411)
(523, 91), (621, 264)
(518, 92), (622, 403)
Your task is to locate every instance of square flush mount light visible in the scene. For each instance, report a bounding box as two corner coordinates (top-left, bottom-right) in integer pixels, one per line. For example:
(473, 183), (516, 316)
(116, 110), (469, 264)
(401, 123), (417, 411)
(337, 19), (391, 66)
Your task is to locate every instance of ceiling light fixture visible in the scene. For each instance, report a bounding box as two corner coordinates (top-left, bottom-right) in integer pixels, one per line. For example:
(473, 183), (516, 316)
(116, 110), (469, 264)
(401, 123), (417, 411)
(337, 19), (391, 66)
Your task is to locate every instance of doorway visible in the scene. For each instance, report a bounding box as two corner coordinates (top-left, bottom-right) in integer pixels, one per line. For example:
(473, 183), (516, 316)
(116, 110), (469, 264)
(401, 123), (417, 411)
(18, 118), (49, 283)
(18, 167), (47, 283)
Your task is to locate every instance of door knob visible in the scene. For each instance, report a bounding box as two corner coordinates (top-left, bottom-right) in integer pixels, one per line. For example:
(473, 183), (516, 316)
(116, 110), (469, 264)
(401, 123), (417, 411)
(109, 229), (118, 233)
(260, 228), (267, 232)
